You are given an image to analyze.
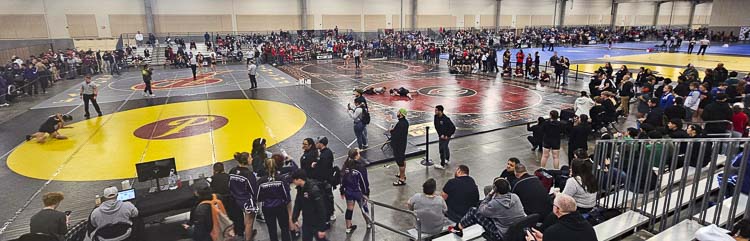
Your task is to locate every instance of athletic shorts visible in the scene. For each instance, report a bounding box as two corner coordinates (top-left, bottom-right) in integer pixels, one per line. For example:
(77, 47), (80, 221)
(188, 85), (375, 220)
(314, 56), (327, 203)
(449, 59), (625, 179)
(39, 125), (57, 134)
(543, 141), (561, 150)
(394, 150), (406, 167)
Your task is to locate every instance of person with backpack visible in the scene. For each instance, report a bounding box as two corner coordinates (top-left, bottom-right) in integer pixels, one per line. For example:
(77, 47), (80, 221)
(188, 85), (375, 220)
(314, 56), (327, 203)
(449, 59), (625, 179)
(183, 181), (218, 241)
(434, 105), (456, 170)
(313, 137), (336, 224)
(257, 158), (293, 241)
(339, 148), (371, 234)
(348, 98), (368, 150)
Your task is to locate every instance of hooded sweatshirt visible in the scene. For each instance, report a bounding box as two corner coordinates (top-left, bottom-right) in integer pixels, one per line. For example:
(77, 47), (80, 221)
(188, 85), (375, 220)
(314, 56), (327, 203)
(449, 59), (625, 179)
(543, 212), (598, 241)
(87, 199), (139, 241)
(478, 192), (526, 239)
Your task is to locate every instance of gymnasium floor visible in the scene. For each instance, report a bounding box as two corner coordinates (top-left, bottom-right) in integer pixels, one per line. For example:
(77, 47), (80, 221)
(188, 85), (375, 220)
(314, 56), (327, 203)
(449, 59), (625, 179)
(2, 44), (750, 240)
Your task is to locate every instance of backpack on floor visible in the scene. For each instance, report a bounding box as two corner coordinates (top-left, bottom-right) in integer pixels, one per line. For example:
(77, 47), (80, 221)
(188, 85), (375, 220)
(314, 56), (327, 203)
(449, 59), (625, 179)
(201, 194), (236, 241)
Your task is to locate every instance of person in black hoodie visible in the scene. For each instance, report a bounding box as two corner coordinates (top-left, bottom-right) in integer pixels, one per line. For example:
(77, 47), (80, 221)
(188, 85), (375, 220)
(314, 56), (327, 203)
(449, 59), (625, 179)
(313, 136), (336, 223)
(567, 115), (591, 162)
(300, 138), (317, 175)
(541, 110), (562, 169)
(434, 105), (456, 169)
(527, 117), (545, 151)
(291, 170), (328, 241)
(526, 193), (598, 241)
(511, 163), (552, 222)
(391, 108), (410, 186)
(640, 98), (664, 128)
(702, 93), (733, 135)
(183, 181), (214, 241)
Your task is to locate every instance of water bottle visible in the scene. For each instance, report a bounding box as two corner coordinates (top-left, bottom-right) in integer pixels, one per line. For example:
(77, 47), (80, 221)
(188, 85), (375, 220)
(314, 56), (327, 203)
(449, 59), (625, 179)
(168, 169), (178, 190)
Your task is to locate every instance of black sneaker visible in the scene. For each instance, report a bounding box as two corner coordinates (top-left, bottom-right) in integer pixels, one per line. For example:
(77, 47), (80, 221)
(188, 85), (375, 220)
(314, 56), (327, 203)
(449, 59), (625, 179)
(346, 225), (358, 234)
(84, 114), (90, 119)
(25, 135), (32, 141)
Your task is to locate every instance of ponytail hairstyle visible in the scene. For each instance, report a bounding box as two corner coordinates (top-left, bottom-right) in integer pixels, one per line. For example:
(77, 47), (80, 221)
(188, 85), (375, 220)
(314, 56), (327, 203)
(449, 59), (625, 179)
(264, 158), (277, 179)
(344, 148), (359, 170)
(234, 152), (250, 165)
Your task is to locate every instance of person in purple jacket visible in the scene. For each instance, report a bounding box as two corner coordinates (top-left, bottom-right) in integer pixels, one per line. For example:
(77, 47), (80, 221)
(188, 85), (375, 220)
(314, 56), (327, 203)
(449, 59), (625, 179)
(339, 148), (371, 234)
(229, 152), (258, 241)
(257, 158), (293, 241)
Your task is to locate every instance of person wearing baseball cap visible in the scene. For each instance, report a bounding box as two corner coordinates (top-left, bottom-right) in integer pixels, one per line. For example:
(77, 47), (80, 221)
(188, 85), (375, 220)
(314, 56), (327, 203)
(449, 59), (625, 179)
(314, 136), (337, 223)
(391, 108), (410, 186)
(87, 186), (139, 241)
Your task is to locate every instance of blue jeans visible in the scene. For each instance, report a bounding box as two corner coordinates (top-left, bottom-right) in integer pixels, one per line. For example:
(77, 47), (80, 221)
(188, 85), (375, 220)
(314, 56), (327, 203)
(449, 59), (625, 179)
(354, 122), (366, 149)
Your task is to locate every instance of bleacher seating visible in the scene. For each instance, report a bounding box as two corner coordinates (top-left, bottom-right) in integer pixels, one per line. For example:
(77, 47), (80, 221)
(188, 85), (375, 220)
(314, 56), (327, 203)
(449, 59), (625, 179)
(593, 210), (650, 241)
(645, 219), (704, 241)
(694, 194), (749, 226)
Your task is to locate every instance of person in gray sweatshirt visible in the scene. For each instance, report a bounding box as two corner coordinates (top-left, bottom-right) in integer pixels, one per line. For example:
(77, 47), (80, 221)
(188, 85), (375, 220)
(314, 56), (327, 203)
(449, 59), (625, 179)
(86, 187), (139, 241)
(455, 177), (526, 241)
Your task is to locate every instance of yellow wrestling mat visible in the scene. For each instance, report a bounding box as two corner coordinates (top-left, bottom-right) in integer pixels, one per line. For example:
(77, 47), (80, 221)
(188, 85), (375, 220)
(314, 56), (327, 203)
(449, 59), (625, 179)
(602, 53), (750, 73)
(574, 64), (705, 80)
(8, 99), (306, 181)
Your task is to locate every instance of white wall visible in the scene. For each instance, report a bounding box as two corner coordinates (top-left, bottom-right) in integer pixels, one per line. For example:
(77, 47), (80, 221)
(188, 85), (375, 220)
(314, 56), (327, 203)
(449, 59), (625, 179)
(0, 0), (728, 39)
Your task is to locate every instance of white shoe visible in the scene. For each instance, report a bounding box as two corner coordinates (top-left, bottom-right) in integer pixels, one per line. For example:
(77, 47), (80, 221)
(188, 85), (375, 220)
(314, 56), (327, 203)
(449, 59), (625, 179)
(150, 94), (156, 97)
(142, 92), (148, 97)
(330, 215), (337, 221)
(434, 164), (445, 170)
(0, 103), (9, 107)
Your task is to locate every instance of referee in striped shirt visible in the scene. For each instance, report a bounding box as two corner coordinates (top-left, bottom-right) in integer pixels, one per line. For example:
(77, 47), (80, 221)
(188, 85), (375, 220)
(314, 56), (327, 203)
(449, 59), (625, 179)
(80, 75), (102, 119)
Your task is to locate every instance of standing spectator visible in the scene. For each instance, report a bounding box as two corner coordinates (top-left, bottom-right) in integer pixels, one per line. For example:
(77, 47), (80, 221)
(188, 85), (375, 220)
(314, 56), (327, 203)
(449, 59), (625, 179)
(620, 75), (635, 116)
(251, 138), (271, 178)
(134, 31), (144, 47)
(562, 159), (598, 214)
(511, 164), (552, 222)
(86, 187), (139, 241)
(291, 170), (328, 241)
(453, 177), (526, 241)
(527, 117), (545, 152)
(347, 99), (367, 150)
(204, 32), (211, 44)
(408, 179), (449, 236)
(313, 136), (336, 223)
(228, 152), (258, 241)
(702, 93), (733, 135)
(79, 75), (102, 119)
(541, 110), (563, 169)
(441, 165), (480, 223)
(714, 63), (729, 84)
(257, 158), (293, 241)
(685, 82), (701, 120)
(339, 149), (371, 234)
(731, 104), (748, 137)
(29, 192), (68, 241)
(568, 115), (591, 162)
(391, 108), (410, 186)
(434, 105), (456, 169)
(525, 194), (598, 241)
(299, 138), (317, 175)
(0, 75), (9, 107)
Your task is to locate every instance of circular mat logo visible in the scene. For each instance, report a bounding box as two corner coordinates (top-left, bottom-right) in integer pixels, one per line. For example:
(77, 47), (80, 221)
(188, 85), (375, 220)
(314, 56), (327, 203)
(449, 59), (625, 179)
(131, 72), (227, 90)
(133, 115), (229, 140)
(417, 86), (477, 97)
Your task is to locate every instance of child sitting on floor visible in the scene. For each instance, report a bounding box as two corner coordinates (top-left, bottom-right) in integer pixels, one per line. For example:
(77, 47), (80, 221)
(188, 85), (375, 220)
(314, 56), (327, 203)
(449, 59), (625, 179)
(540, 71), (551, 82)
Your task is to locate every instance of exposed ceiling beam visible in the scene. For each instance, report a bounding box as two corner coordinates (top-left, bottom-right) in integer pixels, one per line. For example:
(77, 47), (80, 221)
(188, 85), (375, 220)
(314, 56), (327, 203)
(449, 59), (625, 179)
(614, 0), (711, 3)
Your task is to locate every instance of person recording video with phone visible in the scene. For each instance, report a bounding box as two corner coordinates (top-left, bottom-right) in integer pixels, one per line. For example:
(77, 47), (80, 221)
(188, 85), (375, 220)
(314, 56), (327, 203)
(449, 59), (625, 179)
(29, 192), (69, 241)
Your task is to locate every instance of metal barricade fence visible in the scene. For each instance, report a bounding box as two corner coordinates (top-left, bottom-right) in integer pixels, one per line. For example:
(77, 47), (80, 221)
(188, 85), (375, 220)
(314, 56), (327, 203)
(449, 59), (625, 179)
(594, 138), (750, 232)
(368, 199), (422, 241)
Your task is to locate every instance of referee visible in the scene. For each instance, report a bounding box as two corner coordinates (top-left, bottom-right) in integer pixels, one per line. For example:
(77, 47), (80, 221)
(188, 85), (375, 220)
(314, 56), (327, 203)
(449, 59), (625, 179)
(80, 75), (102, 119)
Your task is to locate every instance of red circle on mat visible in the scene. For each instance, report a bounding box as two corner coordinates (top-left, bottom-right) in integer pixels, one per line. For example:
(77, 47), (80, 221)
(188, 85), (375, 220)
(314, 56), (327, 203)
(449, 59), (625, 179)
(364, 78), (542, 114)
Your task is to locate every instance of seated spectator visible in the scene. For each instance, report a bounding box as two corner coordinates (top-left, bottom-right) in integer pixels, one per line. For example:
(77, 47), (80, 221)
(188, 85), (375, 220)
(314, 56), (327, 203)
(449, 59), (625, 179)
(453, 177), (526, 241)
(29, 192), (68, 241)
(526, 194), (597, 241)
(702, 93), (733, 135)
(182, 181), (216, 241)
(408, 178), (449, 236)
(442, 165), (480, 223)
(640, 98), (665, 127)
(667, 118), (689, 138)
(86, 187), (139, 241)
(539, 71), (551, 82)
(717, 149), (750, 198)
(664, 96), (687, 121)
(562, 159), (598, 214)
(732, 104), (748, 137)
(527, 118), (545, 151)
(511, 164), (552, 222)
(500, 157), (521, 185)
